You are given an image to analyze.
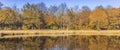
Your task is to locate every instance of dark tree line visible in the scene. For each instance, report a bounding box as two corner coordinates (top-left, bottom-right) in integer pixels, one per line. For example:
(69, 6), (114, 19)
(0, 2), (120, 30)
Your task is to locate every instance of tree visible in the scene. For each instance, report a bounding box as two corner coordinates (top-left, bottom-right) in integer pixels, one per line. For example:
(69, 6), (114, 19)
(78, 6), (91, 29)
(37, 2), (47, 13)
(106, 8), (120, 29)
(58, 3), (67, 29)
(44, 12), (60, 29)
(89, 6), (108, 30)
(48, 5), (58, 16)
(64, 9), (76, 30)
(22, 3), (43, 29)
(0, 2), (3, 9)
(0, 7), (20, 29)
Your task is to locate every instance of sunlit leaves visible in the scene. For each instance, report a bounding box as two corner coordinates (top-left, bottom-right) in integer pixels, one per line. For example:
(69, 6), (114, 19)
(89, 7), (108, 29)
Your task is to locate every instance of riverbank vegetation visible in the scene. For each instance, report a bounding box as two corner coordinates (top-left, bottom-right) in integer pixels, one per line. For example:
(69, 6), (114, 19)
(0, 2), (120, 30)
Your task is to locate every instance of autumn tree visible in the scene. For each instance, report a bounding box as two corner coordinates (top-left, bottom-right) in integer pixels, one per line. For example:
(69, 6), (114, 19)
(22, 3), (43, 29)
(89, 6), (108, 30)
(44, 12), (59, 29)
(0, 7), (20, 30)
(58, 3), (67, 29)
(0, 2), (120, 30)
(46, 5), (59, 29)
(106, 8), (120, 29)
(77, 6), (91, 29)
(64, 9), (76, 30)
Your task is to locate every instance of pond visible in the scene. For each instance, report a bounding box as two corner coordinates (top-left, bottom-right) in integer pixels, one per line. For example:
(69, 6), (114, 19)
(0, 35), (120, 50)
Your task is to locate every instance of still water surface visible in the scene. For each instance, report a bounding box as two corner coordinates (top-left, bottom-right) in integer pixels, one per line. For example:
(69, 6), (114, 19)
(0, 35), (120, 50)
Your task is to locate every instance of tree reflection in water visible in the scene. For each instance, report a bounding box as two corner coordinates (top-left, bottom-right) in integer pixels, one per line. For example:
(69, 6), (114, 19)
(0, 35), (120, 50)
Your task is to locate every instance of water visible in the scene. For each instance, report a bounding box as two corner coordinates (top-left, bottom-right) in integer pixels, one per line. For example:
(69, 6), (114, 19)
(0, 35), (120, 50)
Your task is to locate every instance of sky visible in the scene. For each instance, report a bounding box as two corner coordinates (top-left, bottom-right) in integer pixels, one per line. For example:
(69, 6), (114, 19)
(0, 0), (120, 9)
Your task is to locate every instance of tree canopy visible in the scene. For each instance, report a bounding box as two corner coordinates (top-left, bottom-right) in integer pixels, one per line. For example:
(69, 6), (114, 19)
(0, 2), (120, 30)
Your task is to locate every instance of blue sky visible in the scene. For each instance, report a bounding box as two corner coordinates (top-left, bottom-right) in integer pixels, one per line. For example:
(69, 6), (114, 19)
(0, 0), (120, 9)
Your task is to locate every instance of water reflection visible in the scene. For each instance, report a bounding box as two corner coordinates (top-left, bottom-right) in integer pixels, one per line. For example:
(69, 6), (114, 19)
(0, 35), (120, 50)
(44, 45), (67, 50)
